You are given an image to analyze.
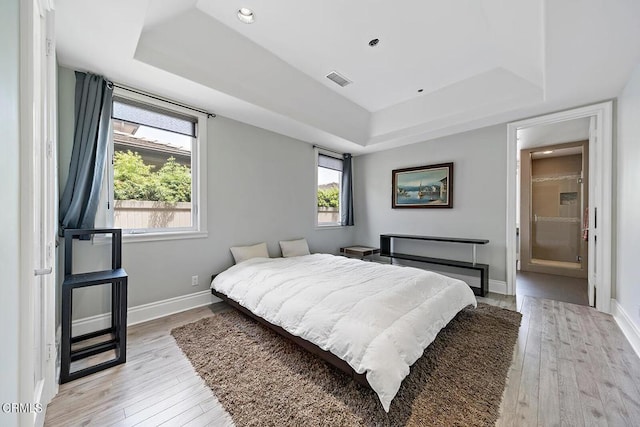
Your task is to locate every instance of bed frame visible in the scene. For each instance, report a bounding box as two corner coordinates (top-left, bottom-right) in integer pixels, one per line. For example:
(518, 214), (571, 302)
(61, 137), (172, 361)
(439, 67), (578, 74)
(210, 283), (370, 388)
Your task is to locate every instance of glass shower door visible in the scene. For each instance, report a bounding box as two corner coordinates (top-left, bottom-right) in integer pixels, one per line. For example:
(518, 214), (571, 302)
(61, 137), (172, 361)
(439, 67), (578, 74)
(530, 155), (584, 269)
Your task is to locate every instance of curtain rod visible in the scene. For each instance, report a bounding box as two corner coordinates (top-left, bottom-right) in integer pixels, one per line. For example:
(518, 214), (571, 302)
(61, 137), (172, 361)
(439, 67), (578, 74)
(313, 144), (345, 156)
(110, 82), (216, 119)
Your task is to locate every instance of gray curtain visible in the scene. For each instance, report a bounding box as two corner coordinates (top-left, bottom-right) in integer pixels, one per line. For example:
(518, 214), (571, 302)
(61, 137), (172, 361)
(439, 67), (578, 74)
(59, 72), (113, 233)
(340, 153), (354, 226)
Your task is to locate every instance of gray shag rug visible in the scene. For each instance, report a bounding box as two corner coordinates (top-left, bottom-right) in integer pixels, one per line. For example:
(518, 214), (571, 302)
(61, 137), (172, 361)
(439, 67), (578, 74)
(171, 303), (521, 426)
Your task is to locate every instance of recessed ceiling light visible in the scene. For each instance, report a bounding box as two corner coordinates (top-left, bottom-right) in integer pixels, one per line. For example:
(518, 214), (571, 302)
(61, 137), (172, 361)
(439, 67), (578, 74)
(542, 150), (554, 154)
(368, 38), (379, 47)
(237, 8), (255, 24)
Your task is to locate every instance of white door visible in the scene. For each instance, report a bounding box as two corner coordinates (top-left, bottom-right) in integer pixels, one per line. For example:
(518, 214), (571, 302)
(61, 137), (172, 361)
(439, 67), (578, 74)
(22, 1), (57, 425)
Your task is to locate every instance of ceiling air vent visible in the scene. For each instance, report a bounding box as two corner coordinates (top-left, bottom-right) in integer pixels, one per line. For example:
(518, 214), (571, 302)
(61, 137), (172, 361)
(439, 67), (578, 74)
(326, 71), (352, 87)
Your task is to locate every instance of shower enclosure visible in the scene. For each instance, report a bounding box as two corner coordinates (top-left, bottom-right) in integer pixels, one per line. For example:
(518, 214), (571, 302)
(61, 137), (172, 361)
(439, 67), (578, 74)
(520, 141), (588, 278)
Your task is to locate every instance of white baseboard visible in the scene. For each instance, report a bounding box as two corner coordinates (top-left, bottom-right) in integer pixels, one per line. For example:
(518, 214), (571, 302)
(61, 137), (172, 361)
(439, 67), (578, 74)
(489, 280), (508, 295)
(72, 290), (214, 336)
(611, 299), (640, 359)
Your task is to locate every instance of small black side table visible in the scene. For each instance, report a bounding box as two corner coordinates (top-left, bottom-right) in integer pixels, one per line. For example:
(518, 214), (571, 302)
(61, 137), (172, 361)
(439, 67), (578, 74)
(60, 229), (128, 384)
(340, 245), (380, 261)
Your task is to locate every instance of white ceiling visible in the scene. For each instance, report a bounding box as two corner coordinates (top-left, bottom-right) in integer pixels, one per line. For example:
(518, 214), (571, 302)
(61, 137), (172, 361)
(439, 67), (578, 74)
(196, 0), (540, 112)
(55, 0), (640, 154)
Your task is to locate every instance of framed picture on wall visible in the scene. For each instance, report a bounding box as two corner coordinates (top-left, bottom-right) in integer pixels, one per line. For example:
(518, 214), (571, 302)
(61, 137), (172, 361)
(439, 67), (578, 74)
(392, 162), (453, 208)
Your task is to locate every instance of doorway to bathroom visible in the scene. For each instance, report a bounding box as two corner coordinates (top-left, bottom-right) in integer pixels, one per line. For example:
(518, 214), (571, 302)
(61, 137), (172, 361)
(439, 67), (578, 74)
(519, 139), (589, 305)
(506, 101), (613, 313)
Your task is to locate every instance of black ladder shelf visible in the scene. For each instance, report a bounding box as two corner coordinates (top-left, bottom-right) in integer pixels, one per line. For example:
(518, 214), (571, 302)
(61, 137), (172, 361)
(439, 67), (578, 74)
(60, 228), (128, 384)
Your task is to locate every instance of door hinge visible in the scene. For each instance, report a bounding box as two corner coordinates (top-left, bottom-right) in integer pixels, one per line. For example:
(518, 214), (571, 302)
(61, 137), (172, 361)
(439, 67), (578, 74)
(46, 140), (53, 158)
(47, 344), (55, 362)
(45, 38), (53, 57)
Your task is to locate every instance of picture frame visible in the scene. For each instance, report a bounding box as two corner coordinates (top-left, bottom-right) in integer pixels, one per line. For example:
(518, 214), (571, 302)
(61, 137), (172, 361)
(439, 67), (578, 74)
(392, 162), (453, 208)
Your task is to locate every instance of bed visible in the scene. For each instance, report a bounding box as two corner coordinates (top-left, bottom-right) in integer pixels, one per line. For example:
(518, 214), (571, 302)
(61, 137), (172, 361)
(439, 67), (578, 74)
(210, 253), (477, 412)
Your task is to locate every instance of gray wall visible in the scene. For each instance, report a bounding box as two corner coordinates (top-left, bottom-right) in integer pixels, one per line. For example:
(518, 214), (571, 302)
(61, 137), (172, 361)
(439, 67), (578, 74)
(0, 0), (20, 424)
(616, 62), (640, 331)
(55, 62), (640, 331)
(57, 66), (356, 319)
(353, 125), (508, 284)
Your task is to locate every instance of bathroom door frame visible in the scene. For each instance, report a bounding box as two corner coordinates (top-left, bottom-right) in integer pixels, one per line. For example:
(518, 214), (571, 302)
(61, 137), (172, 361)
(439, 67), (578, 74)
(506, 101), (613, 313)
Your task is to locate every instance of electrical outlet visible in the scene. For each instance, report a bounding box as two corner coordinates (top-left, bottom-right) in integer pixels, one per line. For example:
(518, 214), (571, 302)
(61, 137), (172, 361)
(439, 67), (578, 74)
(191, 275), (199, 286)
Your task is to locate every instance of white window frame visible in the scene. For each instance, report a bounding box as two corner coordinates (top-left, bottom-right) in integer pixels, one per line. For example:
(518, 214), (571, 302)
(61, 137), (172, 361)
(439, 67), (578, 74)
(104, 87), (208, 242)
(314, 147), (343, 228)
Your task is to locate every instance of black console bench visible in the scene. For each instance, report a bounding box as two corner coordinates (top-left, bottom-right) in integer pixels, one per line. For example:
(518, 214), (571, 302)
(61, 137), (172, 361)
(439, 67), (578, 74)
(380, 234), (489, 297)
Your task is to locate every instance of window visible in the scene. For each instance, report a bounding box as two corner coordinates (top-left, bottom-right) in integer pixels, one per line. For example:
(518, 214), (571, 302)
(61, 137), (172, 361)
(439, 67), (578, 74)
(316, 150), (343, 226)
(104, 89), (207, 238)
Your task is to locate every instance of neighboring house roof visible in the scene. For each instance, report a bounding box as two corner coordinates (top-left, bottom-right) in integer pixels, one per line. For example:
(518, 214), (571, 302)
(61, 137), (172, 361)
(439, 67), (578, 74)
(113, 131), (191, 168)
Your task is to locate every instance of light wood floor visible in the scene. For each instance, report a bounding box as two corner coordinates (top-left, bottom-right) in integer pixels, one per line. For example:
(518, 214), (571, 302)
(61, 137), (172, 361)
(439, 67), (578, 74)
(45, 304), (234, 427)
(517, 271), (589, 306)
(45, 294), (640, 426)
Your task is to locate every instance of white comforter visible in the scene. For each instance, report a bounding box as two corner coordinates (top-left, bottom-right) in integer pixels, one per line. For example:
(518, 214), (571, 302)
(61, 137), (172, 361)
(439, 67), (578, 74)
(211, 253), (477, 411)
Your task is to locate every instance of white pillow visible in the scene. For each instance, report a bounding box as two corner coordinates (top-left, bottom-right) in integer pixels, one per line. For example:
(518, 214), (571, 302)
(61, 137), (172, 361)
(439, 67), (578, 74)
(279, 238), (310, 258)
(230, 242), (269, 264)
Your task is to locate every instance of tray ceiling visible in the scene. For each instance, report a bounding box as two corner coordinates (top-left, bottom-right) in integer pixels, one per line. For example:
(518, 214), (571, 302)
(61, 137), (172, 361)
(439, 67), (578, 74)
(56, 0), (640, 154)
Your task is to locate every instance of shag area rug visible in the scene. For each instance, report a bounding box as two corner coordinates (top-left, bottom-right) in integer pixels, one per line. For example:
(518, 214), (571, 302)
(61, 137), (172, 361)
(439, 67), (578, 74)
(172, 303), (521, 426)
